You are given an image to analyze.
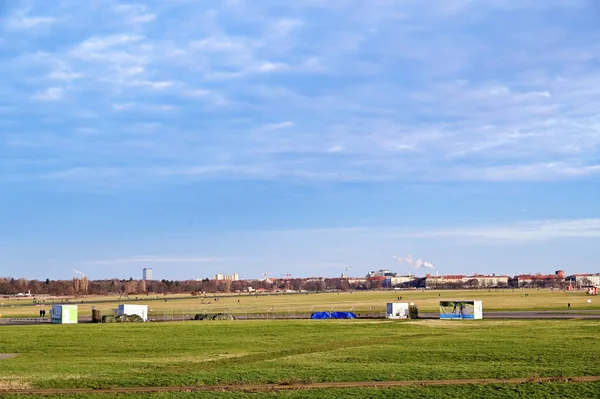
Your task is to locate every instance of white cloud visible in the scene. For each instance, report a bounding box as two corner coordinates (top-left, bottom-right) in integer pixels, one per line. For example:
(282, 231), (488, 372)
(257, 62), (289, 73)
(131, 80), (174, 89)
(265, 122), (294, 130)
(133, 14), (157, 23)
(155, 165), (261, 177)
(430, 219), (600, 241)
(5, 10), (57, 30)
(185, 89), (211, 97)
(190, 37), (250, 51)
(44, 167), (121, 180)
(82, 256), (229, 265)
(326, 145), (344, 153)
(182, 89), (228, 105)
(48, 71), (82, 81)
(111, 4), (156, 24)
(113, 103), (134, 111)
(32, 87), (65, 101)
(3, 0), (600, 186)
(76, 34), (144, 52)
(269, 18), (304, 37)
(276, 218), (600, 242)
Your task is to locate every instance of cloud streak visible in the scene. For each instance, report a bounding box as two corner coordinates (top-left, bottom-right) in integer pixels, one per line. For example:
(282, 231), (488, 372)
(81, 256), (241, 266)
(2, 0), (600, 187)
(275, 218), (600, 242)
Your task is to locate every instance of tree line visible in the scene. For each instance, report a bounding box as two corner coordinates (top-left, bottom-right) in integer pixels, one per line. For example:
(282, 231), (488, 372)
(0, 275), (578, 297)
(0, 277), (380, 296)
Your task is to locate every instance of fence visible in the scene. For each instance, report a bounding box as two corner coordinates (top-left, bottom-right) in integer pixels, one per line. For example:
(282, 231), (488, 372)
(0, 317), (51, 324)
(146, 306), (388, 321)
(0, 304), (390, 324)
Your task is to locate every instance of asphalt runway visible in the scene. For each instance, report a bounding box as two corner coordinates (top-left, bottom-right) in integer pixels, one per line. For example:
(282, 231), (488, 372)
(2, 310), (600, 326)
(420, 310), (600, 319)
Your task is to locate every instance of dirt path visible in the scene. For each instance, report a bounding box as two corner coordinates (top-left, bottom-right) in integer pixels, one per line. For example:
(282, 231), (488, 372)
(1, 376), (599, 395)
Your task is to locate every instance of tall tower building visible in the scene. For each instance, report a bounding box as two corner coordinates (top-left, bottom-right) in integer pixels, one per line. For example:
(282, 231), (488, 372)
(143, 268), (153, 281)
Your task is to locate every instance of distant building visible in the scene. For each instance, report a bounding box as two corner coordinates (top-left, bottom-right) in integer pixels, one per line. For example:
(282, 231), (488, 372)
(568, 274), (600, 287)
(425, 275), (465, 288)
(367, 269), (397, 278)
(468, 275), (510, 287)
(516, 271), (566, 287)
(213, 273), (239, 281)
(425, 274), (509, 288)
(346, 277), (368, 284)
(388, 276), (417, 286)
(142, 268), (153, 281)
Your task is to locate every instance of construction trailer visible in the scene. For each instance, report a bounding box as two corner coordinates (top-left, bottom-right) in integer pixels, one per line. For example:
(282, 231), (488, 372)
(117, 304), (149, 321)
(439, 300), (482, 320)
(51, 304), (78, 324)
(386, 302), (410, 319)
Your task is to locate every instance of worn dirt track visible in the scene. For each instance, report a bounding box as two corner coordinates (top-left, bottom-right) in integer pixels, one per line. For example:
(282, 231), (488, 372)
(1, 376), (600, 395)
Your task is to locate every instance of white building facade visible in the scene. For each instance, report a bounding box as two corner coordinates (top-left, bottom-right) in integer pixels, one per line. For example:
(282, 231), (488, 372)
(142, 268), (153, 281)
(571, 274), (600, 286)
(213, 273), (239, 281)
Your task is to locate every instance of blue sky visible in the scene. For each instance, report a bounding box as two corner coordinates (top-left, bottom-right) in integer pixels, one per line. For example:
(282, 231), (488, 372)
(1, 0), (599, 280)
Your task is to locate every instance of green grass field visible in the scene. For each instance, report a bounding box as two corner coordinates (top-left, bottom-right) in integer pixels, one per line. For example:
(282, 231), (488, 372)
(1, 319), (599, 398)
(1, 289), (597, 318)
(2, 384), (600, 399)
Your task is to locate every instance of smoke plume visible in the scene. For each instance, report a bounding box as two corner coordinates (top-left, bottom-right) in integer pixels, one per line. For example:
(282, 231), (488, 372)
(392, 254), (434, 269)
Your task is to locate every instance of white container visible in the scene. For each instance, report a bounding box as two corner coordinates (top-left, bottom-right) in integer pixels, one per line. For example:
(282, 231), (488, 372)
(51, 305), (78, 324)
(439, 300), (482, 320)
(386, 302), (410, 319)
(117, 304), (148, 321)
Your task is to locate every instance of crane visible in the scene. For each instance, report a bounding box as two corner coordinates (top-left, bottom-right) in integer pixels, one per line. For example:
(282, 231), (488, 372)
(342, 265), (353, 278)
(281, 273), (292, 290)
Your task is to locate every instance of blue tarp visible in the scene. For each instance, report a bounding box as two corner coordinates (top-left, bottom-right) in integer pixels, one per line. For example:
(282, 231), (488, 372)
(331, 312), (356, 319)
(310, 311), (356, 319)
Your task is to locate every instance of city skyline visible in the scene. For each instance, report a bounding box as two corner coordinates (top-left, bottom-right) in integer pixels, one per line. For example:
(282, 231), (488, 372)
(1, 1), (599, 280)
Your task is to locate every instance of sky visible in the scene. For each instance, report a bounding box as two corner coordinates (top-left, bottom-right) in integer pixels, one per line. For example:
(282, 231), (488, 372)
(1, 0), (600, 281)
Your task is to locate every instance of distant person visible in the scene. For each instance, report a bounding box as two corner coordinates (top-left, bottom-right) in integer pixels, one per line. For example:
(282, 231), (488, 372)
(39, 309), (43, 317)
(42, 309), (46, 317)
(568, 303), (571, 310)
